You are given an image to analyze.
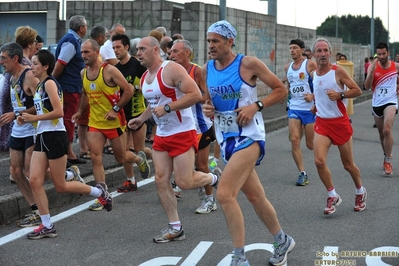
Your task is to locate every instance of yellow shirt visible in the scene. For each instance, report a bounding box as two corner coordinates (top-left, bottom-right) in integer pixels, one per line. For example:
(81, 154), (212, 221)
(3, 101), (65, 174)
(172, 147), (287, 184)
(83, 63), (126, 130)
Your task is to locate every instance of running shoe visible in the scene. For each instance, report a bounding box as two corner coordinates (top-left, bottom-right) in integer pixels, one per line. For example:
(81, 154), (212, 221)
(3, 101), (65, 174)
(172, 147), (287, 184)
(324, 194), (342, 215)
(383, 161), (393, 175)
(138, 151), (151, 179)
(354, 188), (367, 212)
(230, 255), (250, 266)
(116, 180), (137, 192)
(195, 197), (217, 214)
(89, 199), (104, 211)
(153, 225), (185, 243)
(171, 181), (182, 198)
(18, 212), (41, 227)
(96, 182), (113, 212)
(209, 160), (218, 171)
(269, 235), (296, 266)
(67, 165), (85, 184)
(27, 224), (57, 240)
(295, 172), (308, 186)
(211, 167), (222, 189)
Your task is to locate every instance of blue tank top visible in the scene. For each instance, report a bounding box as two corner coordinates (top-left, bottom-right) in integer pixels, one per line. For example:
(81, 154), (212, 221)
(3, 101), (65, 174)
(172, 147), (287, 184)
(206, 54), (265, 143)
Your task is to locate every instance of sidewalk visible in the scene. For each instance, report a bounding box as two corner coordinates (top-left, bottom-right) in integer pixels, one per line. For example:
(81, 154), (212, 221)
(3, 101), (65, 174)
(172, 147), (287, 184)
(0, 90), (372, 225)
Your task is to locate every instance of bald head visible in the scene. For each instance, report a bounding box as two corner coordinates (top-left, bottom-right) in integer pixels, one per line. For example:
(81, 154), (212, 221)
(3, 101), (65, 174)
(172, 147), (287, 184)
(82, 39), (100, 51)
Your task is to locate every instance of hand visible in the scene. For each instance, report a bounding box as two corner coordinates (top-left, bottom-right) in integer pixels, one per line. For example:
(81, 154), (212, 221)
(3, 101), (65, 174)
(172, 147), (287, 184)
(71, 112), (81, 123)
(152, 106), (167, 118)
(234, 103), (257, 127)
(310, 105), (317, 114)
(326, 89), (338, 101)
(128, 117), (142, 130)
(202, 99), (215, 118)
(0, 112), (15, 126)
(104, 110), (117, 121)
(19, 113), (35, 124)
(303, 93), (314, 102)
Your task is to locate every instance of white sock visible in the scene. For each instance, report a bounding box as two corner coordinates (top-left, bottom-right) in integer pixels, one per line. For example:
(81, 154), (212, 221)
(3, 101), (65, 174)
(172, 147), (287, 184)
(205, 194), (213, 201)
(210, 173), (218, 185)
(89, 186), (102, 197)
(65, 171), (74, 181)
(327, 188), (337, 197)
(40, 214), (51, 228)
(355, 186), (364, 195)
(169, 221), (181, 231)
(127, 176), (135, 183)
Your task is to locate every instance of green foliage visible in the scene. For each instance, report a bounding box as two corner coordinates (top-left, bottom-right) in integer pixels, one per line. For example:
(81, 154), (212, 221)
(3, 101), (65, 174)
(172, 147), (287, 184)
(316, 15), (389, 48)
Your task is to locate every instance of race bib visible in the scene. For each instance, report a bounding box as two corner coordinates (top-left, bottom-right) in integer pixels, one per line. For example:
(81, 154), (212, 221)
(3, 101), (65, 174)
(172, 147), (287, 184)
(214, 110), (239, 133)
(33, 93), (43, 115)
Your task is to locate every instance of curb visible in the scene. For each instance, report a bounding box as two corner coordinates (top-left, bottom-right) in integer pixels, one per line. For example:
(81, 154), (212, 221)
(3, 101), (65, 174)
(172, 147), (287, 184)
(0, 92), (372, 225)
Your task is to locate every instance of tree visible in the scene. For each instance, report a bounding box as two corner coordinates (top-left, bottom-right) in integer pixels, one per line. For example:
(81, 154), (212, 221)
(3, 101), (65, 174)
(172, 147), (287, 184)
(316, 15), (389, 49)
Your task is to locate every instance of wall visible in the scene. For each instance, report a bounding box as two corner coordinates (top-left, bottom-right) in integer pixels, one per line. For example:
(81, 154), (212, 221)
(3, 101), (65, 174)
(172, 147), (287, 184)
(0, 0), (370, 97)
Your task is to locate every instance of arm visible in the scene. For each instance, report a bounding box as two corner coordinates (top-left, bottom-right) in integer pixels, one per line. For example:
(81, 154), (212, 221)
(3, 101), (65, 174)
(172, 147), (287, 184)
(245, 56), (288, 108)
(22, 71), (40, 115)
(109, 66), (134, 108)
(327, 66), (362, 101)
(364, 59), (378, 90)
(194, 66), (209, 104)
(160, 62), (202, 112)
(234, 56), (287, 126)
(52, 61), (65, 79)
(20, 79), (63, 124)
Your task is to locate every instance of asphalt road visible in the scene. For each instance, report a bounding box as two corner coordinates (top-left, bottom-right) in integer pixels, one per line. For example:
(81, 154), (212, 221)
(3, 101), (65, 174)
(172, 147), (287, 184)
(0, 98), (398, 266)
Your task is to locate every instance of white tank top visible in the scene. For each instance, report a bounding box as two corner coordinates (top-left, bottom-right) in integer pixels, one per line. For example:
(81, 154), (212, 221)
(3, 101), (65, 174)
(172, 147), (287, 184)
(287, 59), (314, 111)
(141, 61), (196, 137)
(313, 65), (347, 118)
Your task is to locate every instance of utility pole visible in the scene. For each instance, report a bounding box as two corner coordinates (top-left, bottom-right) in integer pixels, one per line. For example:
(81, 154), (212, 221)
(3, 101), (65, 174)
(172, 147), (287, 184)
(371, 0), (374, 56)
(219, 0), (226, 20)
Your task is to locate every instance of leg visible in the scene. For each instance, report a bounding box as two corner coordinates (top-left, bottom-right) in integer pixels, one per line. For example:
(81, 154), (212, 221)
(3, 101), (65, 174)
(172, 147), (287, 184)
(289, 118), (304, 172)
(173, 147), (213, 190)
(152, 149), (177, 222)
(216, 142), (259, 247)
(304, 122), (315, 151)
(87, 131), (107, 183)
(313, 133), (334, 190)
(10, 147), (36, 206)
(337, 138), (362, 188)
(29, 152), (50, 216)
(381, 106), (396, 158)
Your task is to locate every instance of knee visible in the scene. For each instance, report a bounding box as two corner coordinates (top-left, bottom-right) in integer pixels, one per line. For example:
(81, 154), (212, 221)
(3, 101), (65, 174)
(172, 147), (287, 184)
(10, 166), (23, 179)
(314, 157), (326, 169)
(216, 189), (235, 206)
(343, 163), (354, 173)
(54, 182), (68, 193)
(306, 141), (313, 151)
(115, 155), (125, 164)
(29, 176), (43, 191)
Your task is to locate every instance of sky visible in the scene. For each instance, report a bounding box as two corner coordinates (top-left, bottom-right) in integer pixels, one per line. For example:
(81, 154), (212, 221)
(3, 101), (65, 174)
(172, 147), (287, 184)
(173, 0), (398, 43)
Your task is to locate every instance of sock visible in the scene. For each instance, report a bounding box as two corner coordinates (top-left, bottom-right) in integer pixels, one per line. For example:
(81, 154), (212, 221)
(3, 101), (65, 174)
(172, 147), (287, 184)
(355, 186), (364, 195)
(205, 194), (214, 202)
(31, 204), (39, 215)
(169, 221), (181, 231)
(65, 170), (74, 181)
(385, 157), (392, 163)
(127, 176), (135, 183)
(213, 158), (219, 163)
(327, 187), (336, 197)
(89, 186), (102, 197)
(40, 214), (51, 228)
(233, 247), (245, 260)
(273, 229), (286, 245)
(301, 171), (307, 176)
(210, 173), (218, 186)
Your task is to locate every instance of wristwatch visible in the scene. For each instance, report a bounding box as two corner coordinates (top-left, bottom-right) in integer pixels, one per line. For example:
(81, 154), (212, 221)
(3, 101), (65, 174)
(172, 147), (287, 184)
(112, 105), (121, 112)
(14, 111), (20, 119)
(255, 101), (264, 111)
(341, 92), (345, 100)
(164, 104), (171, 113)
